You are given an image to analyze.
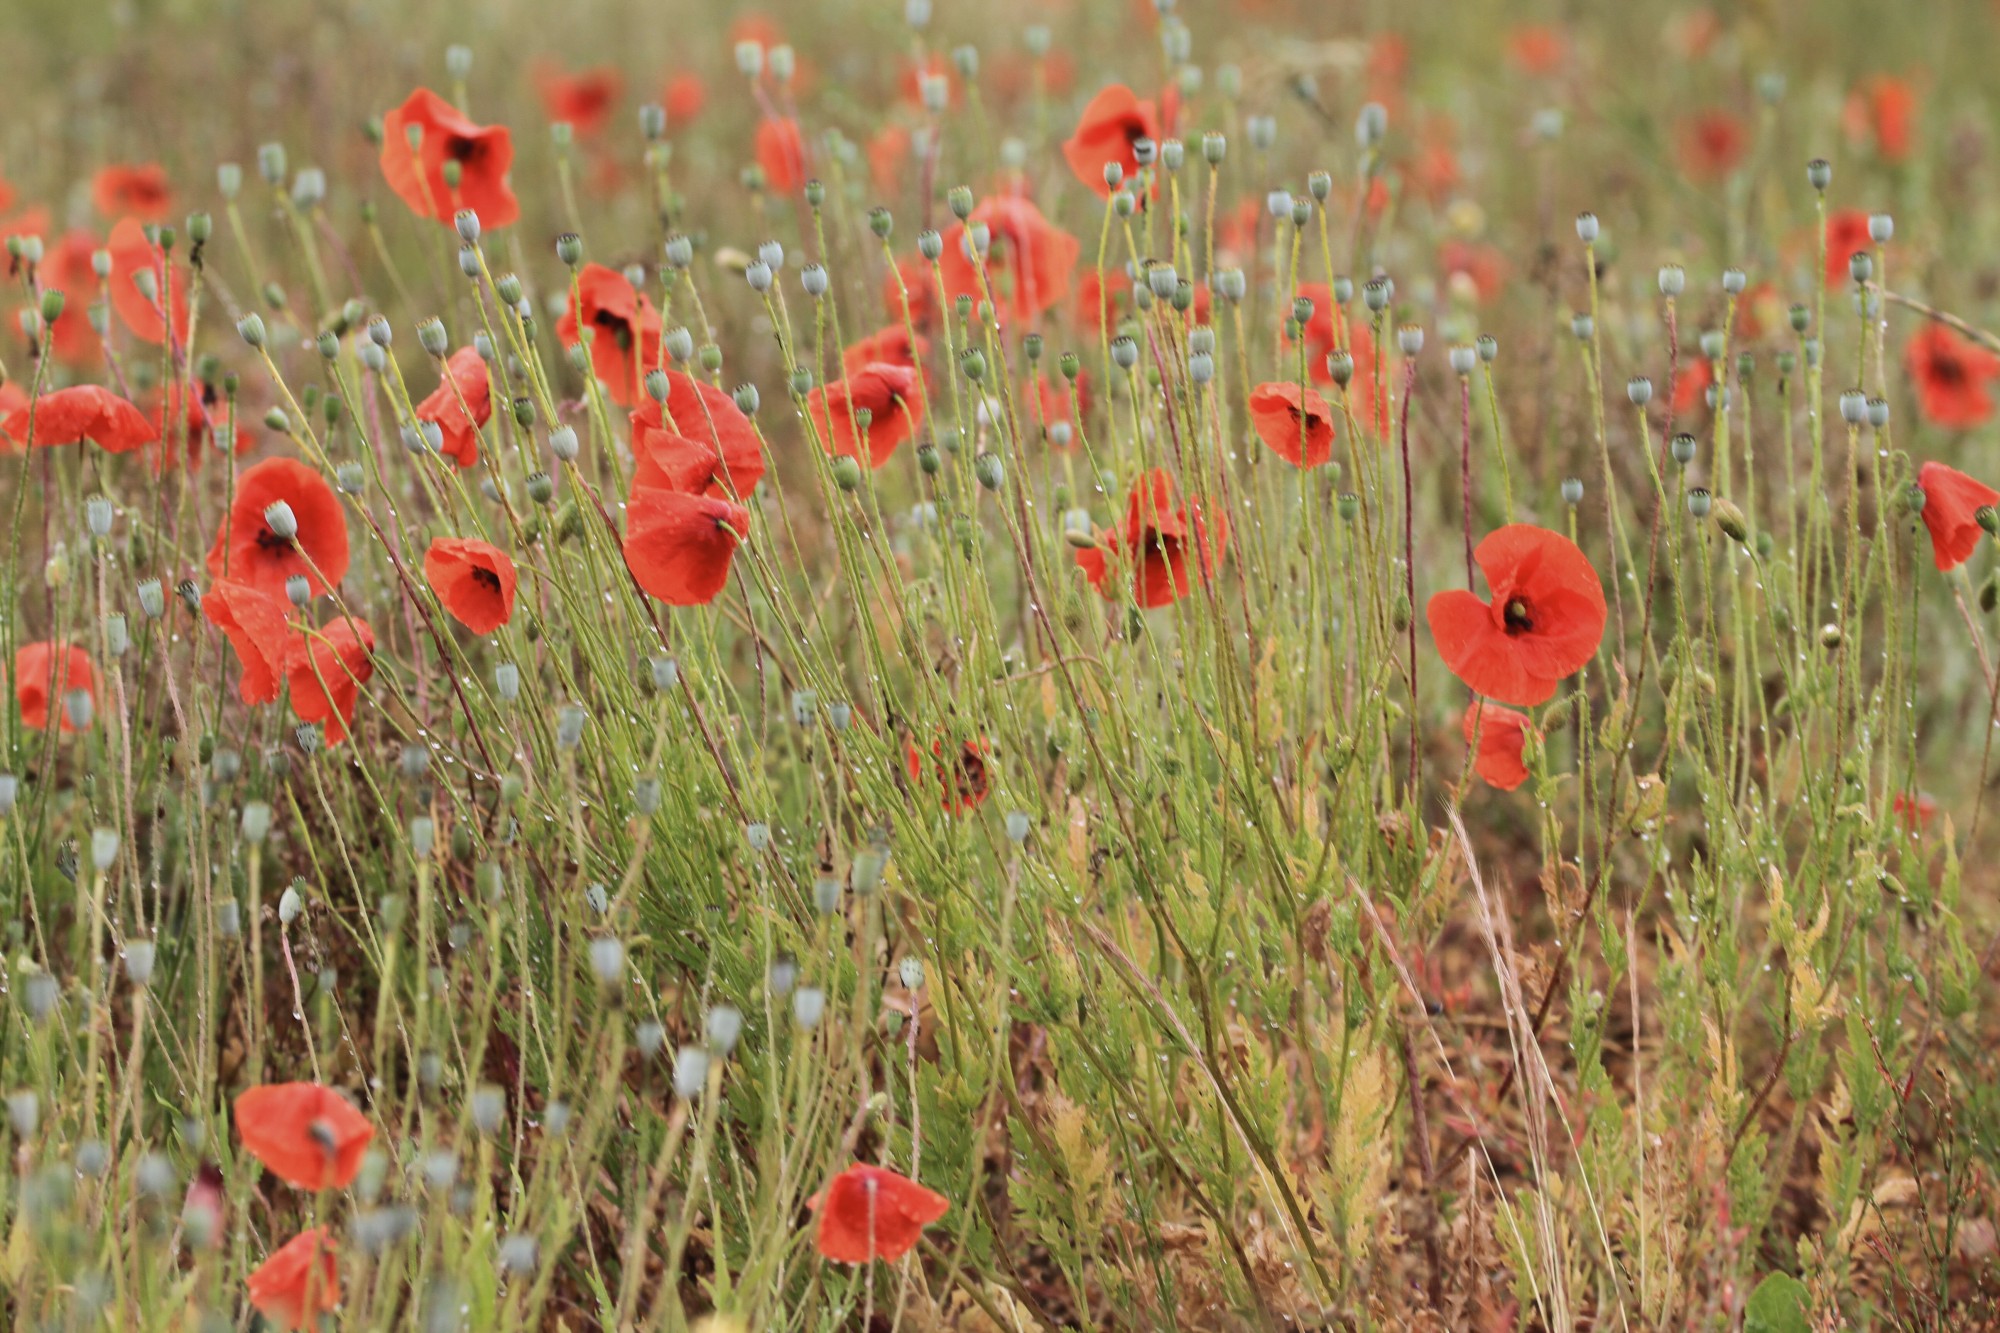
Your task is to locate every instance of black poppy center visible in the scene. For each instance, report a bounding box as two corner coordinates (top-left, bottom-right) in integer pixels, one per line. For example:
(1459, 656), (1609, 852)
(471, 566), (502, 595)
(1930, 353), (1967, 387)
(1503, 598), (1535, 635)
(256, 525), (293, 554)
(445, 135), (483, 165)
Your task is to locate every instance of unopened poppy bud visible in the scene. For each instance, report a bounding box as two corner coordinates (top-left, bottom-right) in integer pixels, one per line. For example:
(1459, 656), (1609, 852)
(265, 406), (293, 434)
(1389, 591), (1411, 632)
(1336, 492), (1361, 523)
(1575, 212), (1599, 243)
(800, 263), (829, 298)
(1147, 263), (1178, 300)
(1802, 338), (1822, 369)
(1327, 349), (1355, 387)
(643, 369), (669, 404)
(417, 317), (448, 357)
(974, 452), (1005, 490)
(284, 575), (311, 608)
(767, 43), (795, 81)
(1819, 622), (1842, 648)
(1627, 376), (1654, 405)
(556, 704), (588, 749)
(1656, 264), (1686, 298)
(864, 207), (894, 243)
(650, 655), (679, 692)
(136, 578), (165, 619)
(744, 260), (773, 293)
(831, 455), (863, 491)
(961, 349), (987, 381)
(1711, 497), (1748, 542)
(916, 444), (941, 474)
(217, 162), (243, 198)
(1807, 158), (1832, 191)
(1866, 396), (1889, 428)
(1398, 325), (1424, 355)
(1561, 477), (1585, 506)
(1838, 389), (1868, 424)
(1686, 487), (1712, 519)
(699, 343), (723, 373)
(336, 462), (364, 494)
(1705, 384), (1730, 412)
(672, 1046), (709, 1098)
(705, 1005), (744, 1055)
(8, 1092), (37, 1138)
(237, 313), (266, 348)
(726, 383), (759, 419)
(745, 821), (772, 852)
(1670, 433), (1698, 467)
(657, 326), (694, 367)
(261, 501), (298, 543)
(106, 614), (128, 659)
(177, 579), (203, 614)
(85, 495), (113, 538)
(1189, 350), (1214, 384)
(588, 936), (625, 985)
(549, 426), (579, 461)
(277, 882), (304, 923)
(1979, 505), (2000, 536)
(493, 662), (521, 702)
(1355, 101), (1388, 149)
(1363, 277), (1392, 313)
(1570, 313), (1594, 341)
(792, 985), (827, 1029)
(1447, 345), (1476, 375)
(555, 233), (583, 268)
(1848, 250), (1872, 284)
(121, 940), (156, 988)
(1721, 266), (1749, 295)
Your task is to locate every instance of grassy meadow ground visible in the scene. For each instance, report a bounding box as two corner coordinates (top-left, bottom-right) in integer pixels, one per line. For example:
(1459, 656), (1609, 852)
(4, 0), (2000, 1327)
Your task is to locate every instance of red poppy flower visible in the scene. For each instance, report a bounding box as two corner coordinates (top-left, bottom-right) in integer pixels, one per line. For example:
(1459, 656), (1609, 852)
(1673, 358), (1715, 416)
(106, 218), (188, 345)
(1907, 326), (2000, 431)
(0, 383), (24, 448)
(208, 458), (351, 600)
(1845, 75), (1915, 163)
(664, 72), (707, 125)
(1248, 382), (1337, 468)
(1916, 461), (2000, 571)
(246, 1228), (340, 1330)
(203, 580), (294, 706)
(938, 196), (1080, 327)
(868, 123), (914, 195)
(557, 263), (663, 408)
(755, 117), (807, 195)
(844, 326), (928, 378)
(379, 88), (520, 229)
(534, 61), (623, 137)
(623, 487), (750, 606)
(92, 164), (171, 221)
(1678, 110), (1748, 181)
(1075, 469), (1229, 609)
(38, 231), (102, 366)
(287, 618), (376, 744)
(1292, 287), (1382, 432)
(1462, 702), (1534, 791)
(1427, 525), (1607, 707)
(2, 386), (157, 453)
(13, 642), (93, 732)
(1506, 26), (1569, 76)
(1823, 209), (1873, 289)
(1076, 268), (1128, 336)
(151, 381), (251, 472)
(806, 363), (924, 469)
(1061, 85), (1161, 199)
(883, 254), (937, 328)
(810, 1163), (950, 1264)
(905, 737), (990, 814)
(233, 1081), (375, 1189)
(1438, 240), (1505, 303)
(900, 53), (958, 110)
(415, 347), (493, 468)
(1038, 373), (1092, 435)
(424, 537), (517, 635)
(630, 371), (766, 498)
(1892, 790), (1939, 832)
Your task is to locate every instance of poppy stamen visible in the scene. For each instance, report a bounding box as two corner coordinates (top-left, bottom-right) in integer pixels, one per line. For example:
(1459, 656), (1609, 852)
(1504, 599), (1534, 634)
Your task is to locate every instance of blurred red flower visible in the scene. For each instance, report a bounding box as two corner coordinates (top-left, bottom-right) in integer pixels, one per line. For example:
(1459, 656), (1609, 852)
(1507, 26), (1569, 76)
(3, 386), (157, 453)
(883, 254), (937, 328)
(13, 642), (94, 732)
(663, 72), (707, 125)
(1677, 109), (1748, 180)
(151, 381), (250, 472)
(415, 346), (493, 468)
(1249, 381), (1337, 468)
(379, 88), (520, 229)
(1823, 209), (1873, 289)
(1916, 460), (2000, 571)
(1907, 326), (2000, 430)
(246, 1228), (340, 1330)
(557, 263), (662, 408)
(106, 218), (187, 345)
(938, 196), (1080, 326)
(1427, 525), (1606, 706)
(92, 163), (171, 220)
(810, 1163), (949, 1263)
(207, 458), (351, 600)
(287, 618), (376, 744)
(425, 536), (517, 634)
(867, 123), (914, 195)
(1292, 286), (1381, 432)
(1075, 469), (1228, 609)
(1892, 790), (1939, 832)
(844, 326), (928, 378)
(755, 117), (807, 194)
(203, 580), (295, 705)
(1845, 74), (1916, 163)
(534, 61), (623, 137)
(233, 1082), (375, 1190)
(1673, 358), (1715, 416)
(622, 487), (751, 606)
(1061, 84), (1161, 199)
(1463, 702), (1534, 791)
(40, 231), (101, 365)
(806, 363), (924, 468)
(905, 737), (990, 814)
(1438, 240), (1505, 303)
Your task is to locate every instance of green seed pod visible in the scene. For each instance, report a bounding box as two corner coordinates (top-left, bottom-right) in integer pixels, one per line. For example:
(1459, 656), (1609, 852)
(831, 455), (863, 491)
(974, 452), (1004, 490)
